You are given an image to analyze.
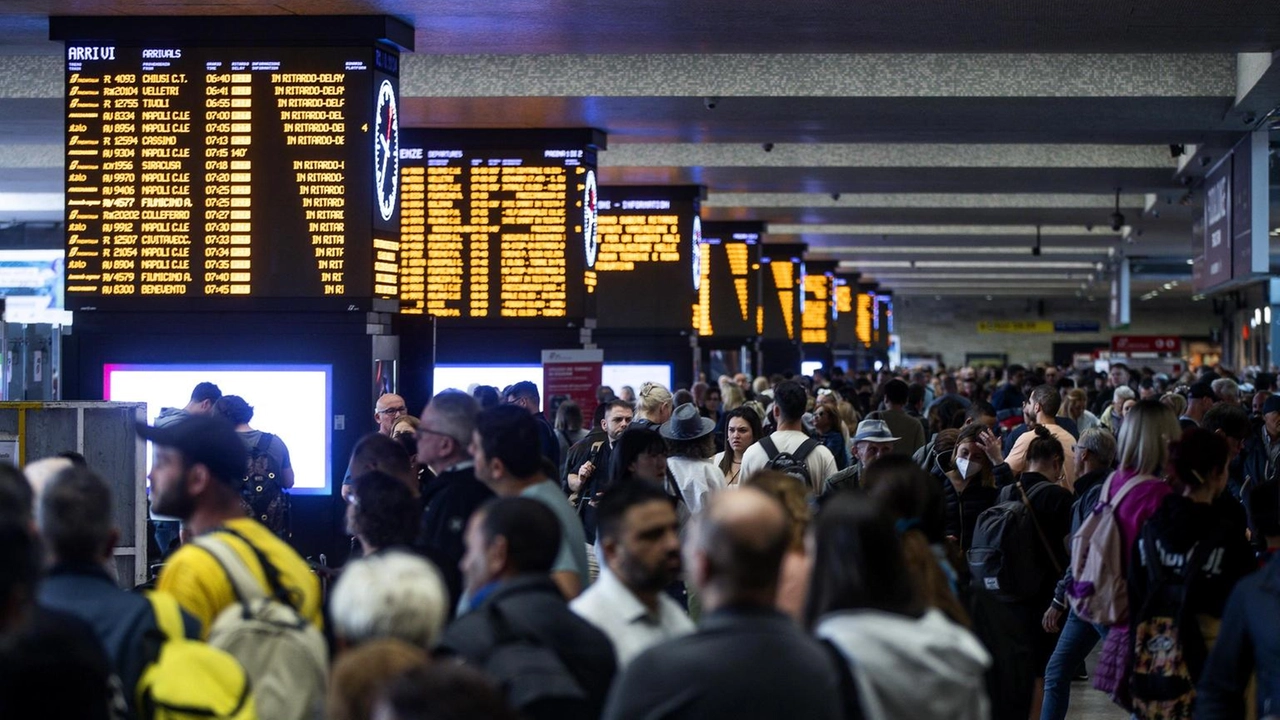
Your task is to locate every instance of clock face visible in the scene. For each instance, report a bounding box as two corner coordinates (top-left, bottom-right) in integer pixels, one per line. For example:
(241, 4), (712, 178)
(691, 216), (703, 290)
(374, 79), (399, 223)
(583, 170), (598, 268)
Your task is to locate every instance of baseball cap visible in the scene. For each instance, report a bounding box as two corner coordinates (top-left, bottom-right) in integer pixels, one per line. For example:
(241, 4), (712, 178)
(1188, 383), (1218, 401)
(1263, 395), (1280, 417)
(136, 415), (247, 486)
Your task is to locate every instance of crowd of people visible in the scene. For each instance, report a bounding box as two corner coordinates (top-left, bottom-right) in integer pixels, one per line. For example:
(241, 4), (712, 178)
(2, 360), (1280, 719)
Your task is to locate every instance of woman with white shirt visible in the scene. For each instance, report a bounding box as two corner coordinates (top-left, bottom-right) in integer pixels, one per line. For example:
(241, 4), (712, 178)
(660, 403), (725, 514)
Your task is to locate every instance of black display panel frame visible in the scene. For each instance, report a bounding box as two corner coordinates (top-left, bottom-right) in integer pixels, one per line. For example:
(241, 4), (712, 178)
(397, 128), (605, 326)
(697, 221), (762, 340)
(593, 185), (705, 331)
(758, 243), (806, 342)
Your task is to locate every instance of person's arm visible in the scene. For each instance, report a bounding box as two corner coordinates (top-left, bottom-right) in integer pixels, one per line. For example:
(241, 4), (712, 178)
(551, 570), (583, 600)
(1195, 585), (1253, 719)
(279, 467), (296, 489)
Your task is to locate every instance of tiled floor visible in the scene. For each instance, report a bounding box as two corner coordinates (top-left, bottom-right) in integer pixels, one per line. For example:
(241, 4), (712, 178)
(1064, 684), (1128, 719)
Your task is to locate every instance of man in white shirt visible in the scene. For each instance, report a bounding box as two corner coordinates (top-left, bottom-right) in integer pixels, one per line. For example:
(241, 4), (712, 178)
(571, 480), (692, 667)
(1006, 385), (1078, 488)
(738, 380), (837, 493)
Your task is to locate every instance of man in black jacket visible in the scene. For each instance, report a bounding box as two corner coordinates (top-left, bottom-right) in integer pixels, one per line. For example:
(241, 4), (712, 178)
(415, 390), (495, 611)
(437, 497), (615, 720)
(603, 489), (842, 720)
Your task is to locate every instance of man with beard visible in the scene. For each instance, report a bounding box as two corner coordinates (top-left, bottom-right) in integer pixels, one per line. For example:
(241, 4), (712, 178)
(571, 481), (692, 667)
(142, 415), (321, 635)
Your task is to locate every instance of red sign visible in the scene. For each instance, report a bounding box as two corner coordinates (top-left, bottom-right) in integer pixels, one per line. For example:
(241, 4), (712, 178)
(1110, 335), (1182, 354)
(542, 349), (603, 423)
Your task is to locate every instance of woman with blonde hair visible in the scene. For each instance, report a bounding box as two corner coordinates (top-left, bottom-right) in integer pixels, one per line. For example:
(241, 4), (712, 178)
(743, 470), (813, 622)
(1089, 399), (1181, 704)
(1063, 388), (1100, 433)
(632, 381), (674, 430)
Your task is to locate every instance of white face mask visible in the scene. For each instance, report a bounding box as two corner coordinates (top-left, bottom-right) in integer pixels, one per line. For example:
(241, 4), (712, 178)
(955, 457), (980, 479)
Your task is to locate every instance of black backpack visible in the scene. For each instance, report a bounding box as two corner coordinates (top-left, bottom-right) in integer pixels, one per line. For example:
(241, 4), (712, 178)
(241, 433), (290, 539)
(1129, 537), (1207, 718)
(966, 481), (1061, 602)
(481, 602), (591, 720)
(760, 435), (820, 487)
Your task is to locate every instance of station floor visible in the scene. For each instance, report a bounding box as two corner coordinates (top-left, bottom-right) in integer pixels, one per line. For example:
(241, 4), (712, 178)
(1064, 648), (1125, 720)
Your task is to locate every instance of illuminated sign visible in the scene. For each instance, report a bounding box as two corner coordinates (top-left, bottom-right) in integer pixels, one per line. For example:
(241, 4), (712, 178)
(397, 129), (602, 321)
(594, 185), (703, 330)
(801, 261), (836, 345)
(697, 222), (761, 338)
(856, 292), (874, 346)
(58, 39), (402, 308)
(759, 243), (806, 341)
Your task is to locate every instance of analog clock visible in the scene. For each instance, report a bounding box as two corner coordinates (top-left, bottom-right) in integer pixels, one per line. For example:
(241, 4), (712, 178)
(583, 170), (599, 268)
(373, 79), (398, 222)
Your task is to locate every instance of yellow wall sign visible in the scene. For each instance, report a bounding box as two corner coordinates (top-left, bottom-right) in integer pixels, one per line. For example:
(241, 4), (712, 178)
(977, 321), (1055, 334)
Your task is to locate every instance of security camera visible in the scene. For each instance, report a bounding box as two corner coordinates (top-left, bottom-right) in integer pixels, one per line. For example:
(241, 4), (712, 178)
(1085, 223), (1094, 232)
(1110, 212), (1125, 232)
(830, 192), (841, 201)
(762, 143), (774, 152)
(704, 97), (719, 110)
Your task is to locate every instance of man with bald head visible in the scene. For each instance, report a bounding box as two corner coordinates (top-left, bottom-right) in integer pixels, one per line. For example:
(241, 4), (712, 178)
(375, 393), (409, 436)
(602, 490), (843, 720)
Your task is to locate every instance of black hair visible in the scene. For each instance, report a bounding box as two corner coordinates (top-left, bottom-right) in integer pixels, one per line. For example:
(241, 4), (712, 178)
(378, 662), (519, 720)
(351, 471), (421, 550)
(906, 383), (925, 407)
(505, 381), (540, 403)
(190, 381), (222, 404)
(56, 451), (88, 467)
(0, 464), (32, 525)
(1203, 403), (1251, 440)
(472, 385), (501, 410)
(608, 426), (667, 485)
(591, 399), (610, 427)
(704, 386), (722, 401)
(883, 379), (909, 406)
(0, 517), (38, 619)
(804, 493), (921, 629)
(864, 456), (947, 543)
(595, 480), (675, 544)
(772, 380), (807, 422)
(39, 466), (113, 565)
(718, 407), (763, 477)
(475, 405), (542, 478)
(479, 497), (561, 574)
(1167, 428), (1229, 489)
(350, 432), (413, 478)
(966, 400), (996, 422)
(1025, 425), (1065, 467)
(1030, 384), (1062, 417)
(213, 395), (254, 425)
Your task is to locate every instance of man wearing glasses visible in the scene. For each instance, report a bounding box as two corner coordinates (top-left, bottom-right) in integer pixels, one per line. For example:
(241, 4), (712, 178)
(375, 393), (410, 435)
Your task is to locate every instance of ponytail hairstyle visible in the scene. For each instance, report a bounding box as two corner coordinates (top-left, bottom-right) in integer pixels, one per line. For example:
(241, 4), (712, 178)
(1025, 425), (1065, 469)
(1166, 427), (1229, 491)
(635, 382), (673, 420)
(865, 456), (971, 627)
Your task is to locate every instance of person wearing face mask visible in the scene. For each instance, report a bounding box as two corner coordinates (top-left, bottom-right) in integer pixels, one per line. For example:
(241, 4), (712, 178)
(940, 423), (1013, 552)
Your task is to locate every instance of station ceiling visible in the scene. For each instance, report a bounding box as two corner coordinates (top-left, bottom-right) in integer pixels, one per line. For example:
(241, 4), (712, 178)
(1, 0), (1278, 301)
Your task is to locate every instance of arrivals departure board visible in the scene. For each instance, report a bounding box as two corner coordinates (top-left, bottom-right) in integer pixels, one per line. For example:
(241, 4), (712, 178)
(397, 129), (603, 322)
(696, 222), (761, 338)
(594, 186), (704, 330)
(54, 24), (406, 310)
(759, 244), (806, 341)
(801, 260), (837, 345)
(832, 274), (862, 347)
(873, 293), (894, 348)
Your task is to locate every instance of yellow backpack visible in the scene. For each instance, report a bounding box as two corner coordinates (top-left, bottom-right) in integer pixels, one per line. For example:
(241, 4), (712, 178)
(136, 592), (258, 720)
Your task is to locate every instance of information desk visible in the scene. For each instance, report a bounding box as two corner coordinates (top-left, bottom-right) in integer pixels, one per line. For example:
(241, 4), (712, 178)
(52, 17), (408, 310)
(593, 186), (705, 330)
(759, 244), (807, 342)
(397, 129), (604, 322)
(696, 222), (762, 339)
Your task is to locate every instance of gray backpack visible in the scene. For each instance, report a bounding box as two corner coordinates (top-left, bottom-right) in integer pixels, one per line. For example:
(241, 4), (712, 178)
(195, 529), (327, 720)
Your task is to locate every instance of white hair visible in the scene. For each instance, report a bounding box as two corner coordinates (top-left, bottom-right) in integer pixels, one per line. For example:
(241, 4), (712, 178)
(1112, 386), (1136, 404)
(330, 551), (448, 649)
(1211, 377), (1240, 401)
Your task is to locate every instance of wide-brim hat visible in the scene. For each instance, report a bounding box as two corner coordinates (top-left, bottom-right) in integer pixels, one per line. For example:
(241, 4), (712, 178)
(851, 418), (900, 443)
(660, 403), (716, 441)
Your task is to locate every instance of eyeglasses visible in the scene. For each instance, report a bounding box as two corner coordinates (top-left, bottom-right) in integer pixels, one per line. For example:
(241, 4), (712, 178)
(416, 426), (455, 443)
(376, 405), (407, 416)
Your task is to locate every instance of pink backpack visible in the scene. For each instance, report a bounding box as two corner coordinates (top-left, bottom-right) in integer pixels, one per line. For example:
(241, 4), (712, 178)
(1066, 473), (1157, 625)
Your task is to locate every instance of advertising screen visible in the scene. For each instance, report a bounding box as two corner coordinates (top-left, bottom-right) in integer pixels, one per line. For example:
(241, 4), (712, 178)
(432, 363), (674, 411)
(103, 363), (333, 494)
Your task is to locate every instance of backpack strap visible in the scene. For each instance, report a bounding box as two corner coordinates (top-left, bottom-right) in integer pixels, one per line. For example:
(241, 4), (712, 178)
(1017, 481), (1064, 575)
(760, 435), (780, 460)
(194, 528), (299, 613)
(793, 437), (821, 463)
(146, 592), (187, 642)
(254, 432), (274, 457)
(820, 639), (866, 720)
